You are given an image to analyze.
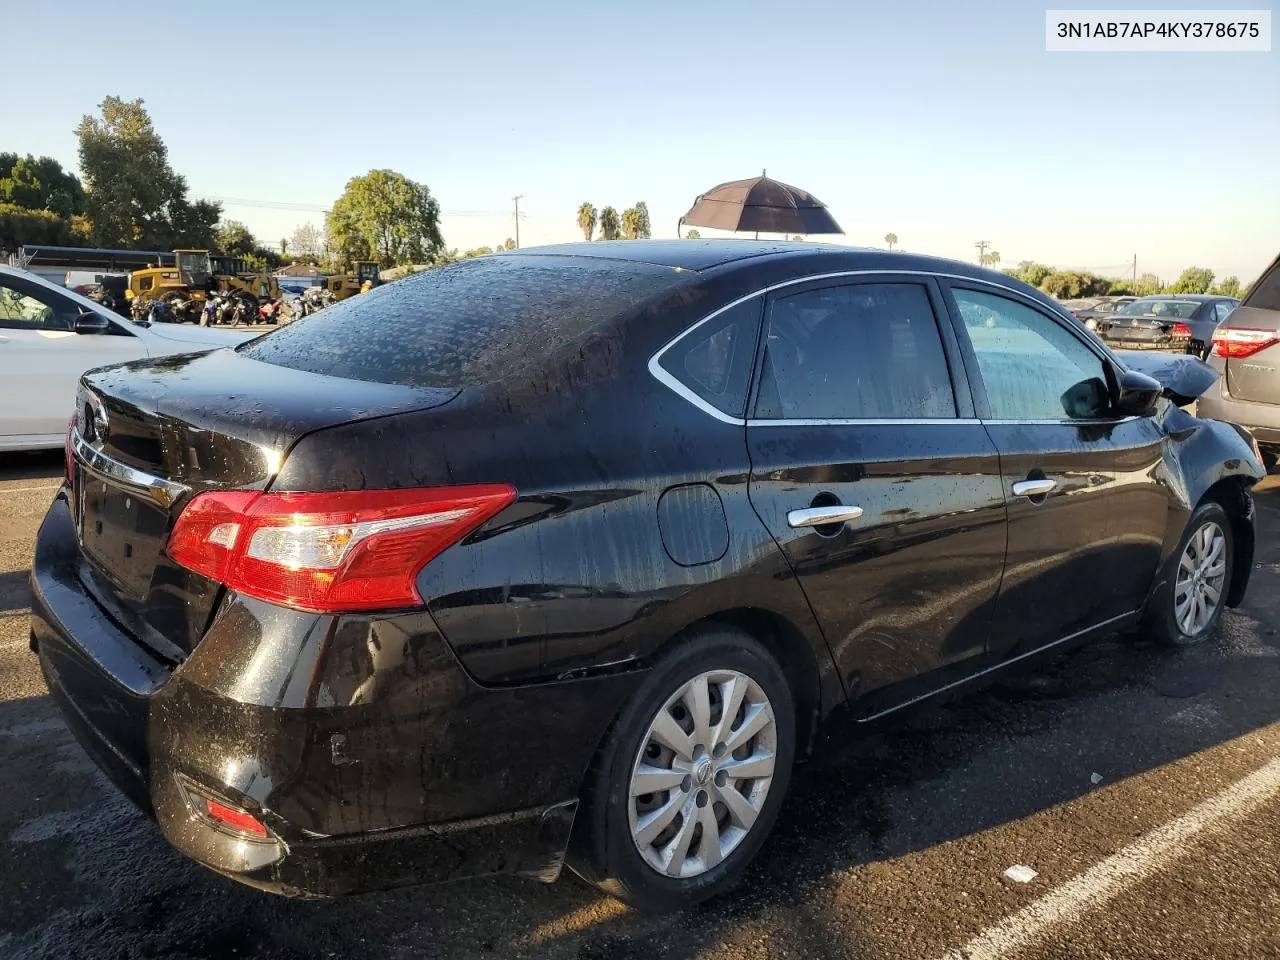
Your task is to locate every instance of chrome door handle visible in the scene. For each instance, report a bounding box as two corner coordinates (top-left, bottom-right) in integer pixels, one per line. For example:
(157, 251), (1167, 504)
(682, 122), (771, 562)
(787, 505), (864, 528)
(1012, 478), (1056, 497)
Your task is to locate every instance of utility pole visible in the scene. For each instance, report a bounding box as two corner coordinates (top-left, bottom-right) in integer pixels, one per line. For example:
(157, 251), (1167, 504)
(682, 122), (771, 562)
(975, 240), (990, 265)
(512, 195), (523, 249)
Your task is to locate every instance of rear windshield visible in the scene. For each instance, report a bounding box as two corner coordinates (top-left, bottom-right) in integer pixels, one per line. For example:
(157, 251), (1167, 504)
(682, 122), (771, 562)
(238, 255), (688, 388)
(1119, 298), (1200, 319)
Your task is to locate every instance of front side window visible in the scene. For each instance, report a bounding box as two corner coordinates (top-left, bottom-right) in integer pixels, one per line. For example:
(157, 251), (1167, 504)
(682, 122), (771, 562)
(754, 282), (956, 420)
(954, 288), (1110, 421)
(658, 297), (761, 418)
(0, 282), (77, 331)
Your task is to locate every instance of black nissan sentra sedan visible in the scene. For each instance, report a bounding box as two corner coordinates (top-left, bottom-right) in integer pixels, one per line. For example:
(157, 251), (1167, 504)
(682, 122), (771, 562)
(31, 241), (1264, 911)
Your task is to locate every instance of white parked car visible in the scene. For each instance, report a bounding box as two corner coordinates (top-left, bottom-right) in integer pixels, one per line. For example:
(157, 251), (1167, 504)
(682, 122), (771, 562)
(0, 265), (255, 452)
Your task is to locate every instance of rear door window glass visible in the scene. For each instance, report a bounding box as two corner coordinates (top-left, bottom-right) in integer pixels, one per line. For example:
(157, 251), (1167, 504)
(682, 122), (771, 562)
(238, 256), (688, 388)
(754, 282), (956, 420)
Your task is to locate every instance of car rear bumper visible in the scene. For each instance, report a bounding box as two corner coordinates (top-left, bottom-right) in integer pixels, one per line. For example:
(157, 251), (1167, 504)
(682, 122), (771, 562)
(30, 494), (631, 897)
(1198, 387), (1280, 449)
(1099, 337), (1195, 354)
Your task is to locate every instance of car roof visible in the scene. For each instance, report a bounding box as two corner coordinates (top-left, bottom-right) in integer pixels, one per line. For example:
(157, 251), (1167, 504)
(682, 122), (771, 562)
(504, 240), (1033, 286)
(506, 239), (855, 271)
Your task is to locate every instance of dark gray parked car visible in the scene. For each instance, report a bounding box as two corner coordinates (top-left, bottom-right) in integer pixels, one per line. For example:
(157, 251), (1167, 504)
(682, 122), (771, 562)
(1095, 294), (1239, 358)
(1199, 255), (1280, 471)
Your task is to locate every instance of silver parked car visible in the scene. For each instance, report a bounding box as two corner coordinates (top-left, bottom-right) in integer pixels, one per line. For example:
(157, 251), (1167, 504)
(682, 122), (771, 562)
(1199, 254), (1280, 471)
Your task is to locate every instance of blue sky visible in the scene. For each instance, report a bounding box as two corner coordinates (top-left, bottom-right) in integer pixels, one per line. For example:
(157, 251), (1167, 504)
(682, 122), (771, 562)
(5, 0), (1277, 282)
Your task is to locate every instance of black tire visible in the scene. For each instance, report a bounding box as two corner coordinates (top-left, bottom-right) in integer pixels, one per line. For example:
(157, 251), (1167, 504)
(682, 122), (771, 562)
(1145, 501), (1234, 646)
(569, 626), (795, 912)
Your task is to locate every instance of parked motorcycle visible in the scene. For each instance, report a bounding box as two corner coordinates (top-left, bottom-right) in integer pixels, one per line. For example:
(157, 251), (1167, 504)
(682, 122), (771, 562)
(257, 297), (284, 324)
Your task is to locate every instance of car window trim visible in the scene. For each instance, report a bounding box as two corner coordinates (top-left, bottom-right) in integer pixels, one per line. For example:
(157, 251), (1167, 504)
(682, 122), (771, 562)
(650, 269), (1083, 426)
(0, 272), (135, 338)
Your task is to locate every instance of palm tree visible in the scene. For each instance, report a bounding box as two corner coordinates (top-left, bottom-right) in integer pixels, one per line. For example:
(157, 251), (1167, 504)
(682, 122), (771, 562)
(885, 232), (899, 251)
(576, 202), (597, 242)
(600, 206), (620, 241)
(621, 207), (641, 240)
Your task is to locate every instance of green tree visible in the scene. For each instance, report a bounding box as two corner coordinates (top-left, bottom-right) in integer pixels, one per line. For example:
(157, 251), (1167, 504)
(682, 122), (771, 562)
(0, 203), (73, 251)
(1006, 260), (1054, 288)
(599, 206), (620, 241)
(1167, 266), (1214, 294)
(216, 220), (257, 257)
(326, 169), (444, 267)
(634, 201), (651, 239)
(884, 232), (898, 251)
(621, 206), (641, 240)
(576, 202), (597, 242)
(1210, 276), (1241, 298)
(1040, 271), (1110, 300)
(0, 154), (85, 218)
(76, 96), (220, 249)
(685, 228), (701, 239)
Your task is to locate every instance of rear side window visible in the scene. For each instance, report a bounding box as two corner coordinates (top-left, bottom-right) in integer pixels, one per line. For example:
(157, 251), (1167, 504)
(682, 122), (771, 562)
(754, 282), (956, 420)
(239, 256), (688, 388)
(656, 297), (762, 417)
(1243, 258), (1280, 312)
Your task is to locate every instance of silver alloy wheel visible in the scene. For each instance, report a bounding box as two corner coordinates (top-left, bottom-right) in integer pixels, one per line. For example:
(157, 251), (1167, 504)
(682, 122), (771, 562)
(1174, 520), (1228, 636)
(627, 669), (777, 879)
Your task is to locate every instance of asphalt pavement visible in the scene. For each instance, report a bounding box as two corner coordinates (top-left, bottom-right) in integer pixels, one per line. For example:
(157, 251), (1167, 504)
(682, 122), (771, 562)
(2, 449), (1278, 960)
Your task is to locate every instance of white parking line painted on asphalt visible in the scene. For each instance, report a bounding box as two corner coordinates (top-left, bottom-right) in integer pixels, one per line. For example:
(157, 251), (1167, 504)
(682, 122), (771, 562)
(0, 484), (60, 494)
(939, 756), (1280, 960)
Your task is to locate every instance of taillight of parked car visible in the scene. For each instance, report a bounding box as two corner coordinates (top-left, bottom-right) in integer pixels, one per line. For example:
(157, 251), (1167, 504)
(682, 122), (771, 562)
(1212, 328), (1280, 359)
(167, 485), (517, 612)
(1170, 322), (1192, 341)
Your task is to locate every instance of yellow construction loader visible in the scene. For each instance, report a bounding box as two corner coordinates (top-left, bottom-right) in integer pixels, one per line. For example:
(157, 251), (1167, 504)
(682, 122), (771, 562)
(324, 260), (381, 301)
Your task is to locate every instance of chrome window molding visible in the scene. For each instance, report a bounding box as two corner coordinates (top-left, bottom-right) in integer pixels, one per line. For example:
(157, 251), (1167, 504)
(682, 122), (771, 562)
(72, 429), (189, 508)
(746, 418), (981, 427)
(648, 268), (1118, 427)
(856, 609), (1140, 722)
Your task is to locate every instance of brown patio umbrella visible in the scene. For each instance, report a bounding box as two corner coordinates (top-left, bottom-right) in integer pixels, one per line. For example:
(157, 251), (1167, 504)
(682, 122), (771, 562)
(680, 171), (843, 237)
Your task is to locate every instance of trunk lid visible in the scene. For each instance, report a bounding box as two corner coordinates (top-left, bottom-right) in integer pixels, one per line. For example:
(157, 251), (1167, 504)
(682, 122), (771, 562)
(1220, 304), (1280, 406)
(71, 348), (459, 657)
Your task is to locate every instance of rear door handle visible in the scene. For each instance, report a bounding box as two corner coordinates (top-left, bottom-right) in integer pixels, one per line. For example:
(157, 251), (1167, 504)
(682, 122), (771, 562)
(787, 505), (864, 528)
(1012, 478), (1057, 497)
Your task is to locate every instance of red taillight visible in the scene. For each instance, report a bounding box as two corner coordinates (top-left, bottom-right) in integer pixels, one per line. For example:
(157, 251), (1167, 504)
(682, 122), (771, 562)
(167, 485), (516, 613)
(1212, 328), (1280, 359)
(205, 798), (268, 837)
(1170, 322), (1192, 340)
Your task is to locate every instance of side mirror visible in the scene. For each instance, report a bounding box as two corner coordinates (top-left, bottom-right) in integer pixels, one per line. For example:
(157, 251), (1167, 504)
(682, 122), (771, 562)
(73, 311), (111, 335)
(1115, 368), (1162, 417)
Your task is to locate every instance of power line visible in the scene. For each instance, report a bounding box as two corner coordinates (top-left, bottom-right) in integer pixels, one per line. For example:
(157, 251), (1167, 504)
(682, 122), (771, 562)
(196, 194), (515, 218)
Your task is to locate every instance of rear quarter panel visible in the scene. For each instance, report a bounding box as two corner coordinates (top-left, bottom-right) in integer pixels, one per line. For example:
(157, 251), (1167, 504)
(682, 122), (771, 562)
(272, 269), (844, 714)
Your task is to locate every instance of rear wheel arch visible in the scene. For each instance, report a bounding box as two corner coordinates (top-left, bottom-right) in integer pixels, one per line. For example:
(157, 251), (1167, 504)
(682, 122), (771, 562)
(644, 608), (829, 757)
